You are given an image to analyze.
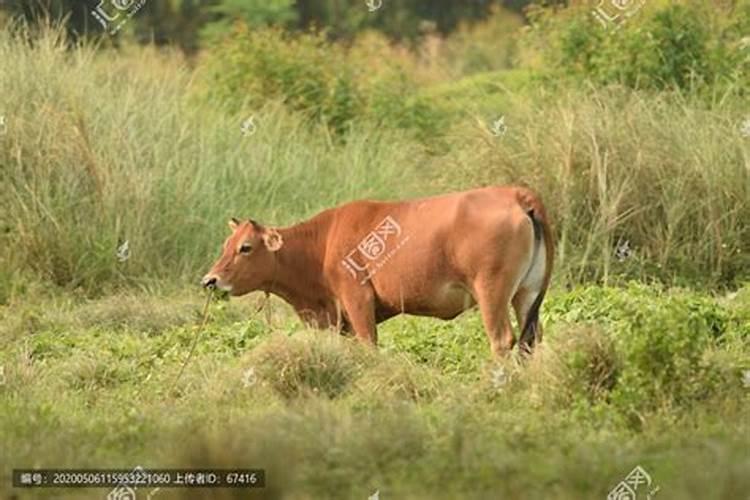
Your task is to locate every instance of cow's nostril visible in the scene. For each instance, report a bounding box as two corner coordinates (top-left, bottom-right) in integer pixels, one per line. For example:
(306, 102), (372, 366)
(202, 276), (217, 289)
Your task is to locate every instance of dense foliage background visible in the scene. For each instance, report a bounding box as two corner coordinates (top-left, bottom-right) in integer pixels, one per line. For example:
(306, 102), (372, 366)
(0, 1), (747, 296)
(0, 0), (539, 49)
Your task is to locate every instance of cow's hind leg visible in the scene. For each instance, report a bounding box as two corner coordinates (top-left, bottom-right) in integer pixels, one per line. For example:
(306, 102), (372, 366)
(512, 287), (544, 354)
(511, 223), (548, 354)
(474, 275), (516, 357)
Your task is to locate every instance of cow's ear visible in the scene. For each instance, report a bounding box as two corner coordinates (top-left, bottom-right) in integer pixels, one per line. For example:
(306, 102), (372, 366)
(228, 218), (240, 231)
(262, 228), (284, 252)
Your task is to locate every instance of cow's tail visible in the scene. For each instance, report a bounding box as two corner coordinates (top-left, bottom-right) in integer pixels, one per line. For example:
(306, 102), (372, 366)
(515, 189), (554, 353)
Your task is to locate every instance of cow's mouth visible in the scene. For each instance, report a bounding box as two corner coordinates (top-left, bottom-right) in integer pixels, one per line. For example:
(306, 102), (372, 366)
(201, 275), (232, 293)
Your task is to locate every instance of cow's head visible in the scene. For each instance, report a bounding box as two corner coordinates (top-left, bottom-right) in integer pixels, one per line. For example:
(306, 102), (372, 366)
(201, 218), (284, 295)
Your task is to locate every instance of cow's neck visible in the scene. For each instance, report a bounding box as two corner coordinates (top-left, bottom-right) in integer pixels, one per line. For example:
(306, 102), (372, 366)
(260, 213), (332, 316)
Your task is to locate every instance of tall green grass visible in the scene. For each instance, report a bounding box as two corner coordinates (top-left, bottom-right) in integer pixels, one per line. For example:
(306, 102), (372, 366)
(0, 25), (425, 299)
(428, 84), (750, 286)
(0, 23), (748, 300)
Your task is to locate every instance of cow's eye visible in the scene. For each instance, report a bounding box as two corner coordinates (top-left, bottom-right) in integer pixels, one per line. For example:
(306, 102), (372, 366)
(239, 243), (252, 254)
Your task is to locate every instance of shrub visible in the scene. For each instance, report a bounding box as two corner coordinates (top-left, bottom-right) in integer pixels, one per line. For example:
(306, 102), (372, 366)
(245, 332), (372, 399)
(544, 284), (747, 425)
(440, 6), (523, 77)
(197, 24), (448, 138)
(199, 24), (362, 135)
(198, 0), (298, 42)
(523, 2), (749, 94)
(352, 354), (443, 403)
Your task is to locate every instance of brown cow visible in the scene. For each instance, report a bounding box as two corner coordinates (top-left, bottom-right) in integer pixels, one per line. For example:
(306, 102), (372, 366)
(202, 186), (553, 355)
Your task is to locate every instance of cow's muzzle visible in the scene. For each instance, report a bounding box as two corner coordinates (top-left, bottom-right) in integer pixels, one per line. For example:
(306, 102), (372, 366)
(201, 275), (218, 289)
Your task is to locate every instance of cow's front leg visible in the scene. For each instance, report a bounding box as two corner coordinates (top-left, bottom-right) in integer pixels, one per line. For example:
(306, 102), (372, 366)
(337, 283), (378, 345)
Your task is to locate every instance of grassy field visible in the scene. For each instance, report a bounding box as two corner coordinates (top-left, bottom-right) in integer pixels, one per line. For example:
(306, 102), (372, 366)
(1, 284), (748, 499)
(0, 11), (749, 500)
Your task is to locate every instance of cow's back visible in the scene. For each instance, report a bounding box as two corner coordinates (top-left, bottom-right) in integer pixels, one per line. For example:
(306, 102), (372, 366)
(326, 186), (535, 320)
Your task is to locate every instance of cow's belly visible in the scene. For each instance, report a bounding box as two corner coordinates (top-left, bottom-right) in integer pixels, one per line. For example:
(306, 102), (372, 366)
(376, 281), (476, 321)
